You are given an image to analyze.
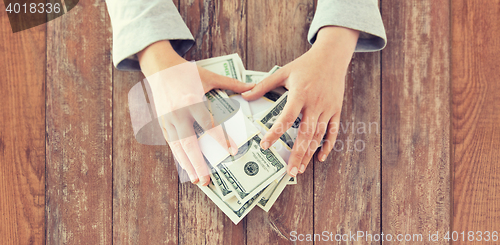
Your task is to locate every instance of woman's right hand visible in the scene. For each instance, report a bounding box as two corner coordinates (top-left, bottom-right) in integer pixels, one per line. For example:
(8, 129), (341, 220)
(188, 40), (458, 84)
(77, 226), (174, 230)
(138, 40), (254, 186)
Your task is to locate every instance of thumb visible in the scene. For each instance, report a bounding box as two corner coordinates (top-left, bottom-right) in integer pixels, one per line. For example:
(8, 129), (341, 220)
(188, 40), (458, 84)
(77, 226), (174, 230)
(241, 68), (288, 101)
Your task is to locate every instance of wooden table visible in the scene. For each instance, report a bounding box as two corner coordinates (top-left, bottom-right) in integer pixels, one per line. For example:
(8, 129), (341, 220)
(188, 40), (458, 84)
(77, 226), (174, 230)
(1, 0), (499, 244)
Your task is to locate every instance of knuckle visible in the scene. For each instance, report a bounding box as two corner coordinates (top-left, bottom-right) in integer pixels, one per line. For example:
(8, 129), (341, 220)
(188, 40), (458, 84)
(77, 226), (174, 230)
(270, 130), (282, 139)
(283, 113), (296, 124)
(292, 94), (306, 104)
(314, 130), (324, 140)
(295, 146), (307, 156)
(304, 149), (313, 158)
(255, 81), (266, 90)
(302, 128), (314, 138)
(309, 140), (320, 150)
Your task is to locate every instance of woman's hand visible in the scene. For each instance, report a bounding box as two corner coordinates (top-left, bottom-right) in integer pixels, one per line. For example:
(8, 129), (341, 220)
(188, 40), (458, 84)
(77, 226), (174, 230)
(242, 26), (359, 177)
(138, 41), (254, 186)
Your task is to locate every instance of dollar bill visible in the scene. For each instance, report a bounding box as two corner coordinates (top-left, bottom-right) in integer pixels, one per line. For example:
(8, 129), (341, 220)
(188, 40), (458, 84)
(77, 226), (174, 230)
(190, 55), (299, 222)
(242, 70), (267, 84)
(196, 53), (246, 99)
(197, 178), (269, 225)
(204, 89), (238, 125)
(247, 90), (283, 121)
(257, 173), (292, 212)
(245, 67), (287, 119)
(208, 162), (235, 200)
(196, 54), (255, 124)
(196, 53), (244, 81)
(229, 94), (253, 121)
(214, 134), (287, 203)
(267, 65), (281, 75)
(196, 90), (261, 165)
(257, 92), (301, 151)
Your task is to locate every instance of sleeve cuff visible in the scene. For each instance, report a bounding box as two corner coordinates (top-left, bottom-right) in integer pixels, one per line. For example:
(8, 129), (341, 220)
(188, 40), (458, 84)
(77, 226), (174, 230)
(108, 0), (195, 71)
(308, 0), (387, 52)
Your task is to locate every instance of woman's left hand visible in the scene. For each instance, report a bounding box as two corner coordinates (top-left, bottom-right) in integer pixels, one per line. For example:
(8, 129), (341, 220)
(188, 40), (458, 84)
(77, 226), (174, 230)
(242, 26), (359, 177)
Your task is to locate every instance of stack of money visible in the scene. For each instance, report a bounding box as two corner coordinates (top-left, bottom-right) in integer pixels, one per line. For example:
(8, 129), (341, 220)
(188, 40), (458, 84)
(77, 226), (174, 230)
(192, 54), (302, 224)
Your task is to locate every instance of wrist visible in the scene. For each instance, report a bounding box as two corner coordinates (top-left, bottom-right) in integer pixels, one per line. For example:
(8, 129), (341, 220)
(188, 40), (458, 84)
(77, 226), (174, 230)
(310, 26), (359, 68)
(138, 40), (186, 77)
(312, 26), (359, 55)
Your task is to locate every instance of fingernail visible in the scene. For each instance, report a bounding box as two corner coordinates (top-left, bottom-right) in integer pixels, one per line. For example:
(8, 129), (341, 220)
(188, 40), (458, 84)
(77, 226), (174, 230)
(299, 164), (306, 173)
(320, 154), (327, 162)
(190, 175), (199, 184)
(242, 91), (252, 96)
(229, 147), (236, 156)
(200, 176), (210, 186)
(261, 141), (270, 150)
(290, 167), (298, 177)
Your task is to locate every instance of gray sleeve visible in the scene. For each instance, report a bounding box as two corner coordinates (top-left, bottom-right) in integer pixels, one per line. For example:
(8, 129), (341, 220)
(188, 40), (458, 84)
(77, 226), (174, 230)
(308, 0), (387, 52)
(105, 0), (194, 71)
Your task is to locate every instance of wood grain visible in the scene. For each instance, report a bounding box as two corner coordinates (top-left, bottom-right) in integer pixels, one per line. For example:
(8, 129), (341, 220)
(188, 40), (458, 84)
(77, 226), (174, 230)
(45, 1), (113, 244)
(5, 0), (500, 243)
(246, 0), (314, 71)
(314, 53), (382, 244)
(452, 0), (500, 238)
(111, 1), (180, 244)
(246, 0), (315, 243)
(113, 70), (179, 245)
(177, 0), (246, 244)
(381, 0), (451, 243)
(0, 5), (46, 245)
(180, 0), (212, 61)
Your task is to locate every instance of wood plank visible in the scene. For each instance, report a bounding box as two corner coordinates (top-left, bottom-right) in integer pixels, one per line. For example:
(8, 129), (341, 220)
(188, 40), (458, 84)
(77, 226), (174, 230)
(180, 0), (212, 61)
(246, 0), (315, 243)
(452, 0), (500, 238)
(381, 0), (451, 243)
(247, 0), (314, 71)
(112, 0), (180, 243)
(177, 0), (247, 244)
(112, 70), (179, 245)
(0, 7), (46, 245)
(45, 1), (113, 243)
(314, 54), (382, 244)
(312, 3), (381, 245)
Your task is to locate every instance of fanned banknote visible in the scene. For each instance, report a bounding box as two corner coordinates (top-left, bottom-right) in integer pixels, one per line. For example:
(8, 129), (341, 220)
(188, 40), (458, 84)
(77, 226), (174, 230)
(187, 54), (303, 223)
(214, 134), (286, 203)
(257, 173), (292, 212)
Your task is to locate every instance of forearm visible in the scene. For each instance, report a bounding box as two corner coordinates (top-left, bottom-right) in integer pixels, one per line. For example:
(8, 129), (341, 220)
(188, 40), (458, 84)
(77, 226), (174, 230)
(138, 40), (186, 77)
